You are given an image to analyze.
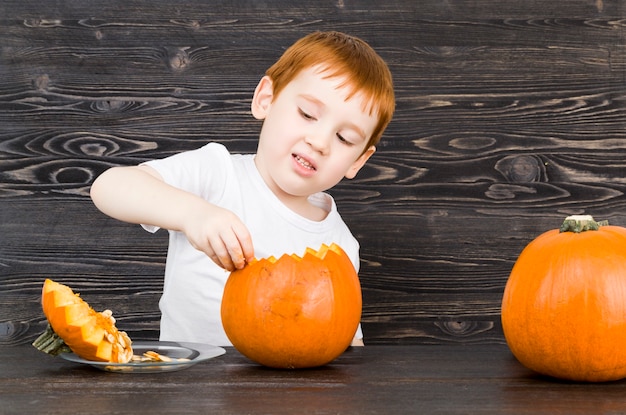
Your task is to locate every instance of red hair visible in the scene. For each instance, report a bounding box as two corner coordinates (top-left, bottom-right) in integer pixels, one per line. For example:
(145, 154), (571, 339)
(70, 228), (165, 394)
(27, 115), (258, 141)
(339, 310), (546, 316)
(265, 31), (395, 150)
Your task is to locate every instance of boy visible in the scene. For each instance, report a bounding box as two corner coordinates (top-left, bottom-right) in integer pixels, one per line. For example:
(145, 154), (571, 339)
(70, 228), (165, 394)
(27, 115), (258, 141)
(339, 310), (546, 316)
(90, 31), (395, 346)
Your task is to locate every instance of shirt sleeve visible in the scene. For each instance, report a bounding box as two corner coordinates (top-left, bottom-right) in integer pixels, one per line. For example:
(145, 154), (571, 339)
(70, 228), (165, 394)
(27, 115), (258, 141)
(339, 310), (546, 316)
(139, 143), (233, 233)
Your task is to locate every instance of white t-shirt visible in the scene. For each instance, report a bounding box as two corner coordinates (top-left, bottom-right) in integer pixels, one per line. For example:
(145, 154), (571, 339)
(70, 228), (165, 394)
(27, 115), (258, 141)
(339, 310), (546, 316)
(142, 143), (363, 346)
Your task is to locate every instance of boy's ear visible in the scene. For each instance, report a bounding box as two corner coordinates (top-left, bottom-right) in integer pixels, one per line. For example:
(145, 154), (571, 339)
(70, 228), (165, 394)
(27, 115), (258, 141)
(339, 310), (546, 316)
(251, 76), (274, 120)
(345, 146), (376, 179)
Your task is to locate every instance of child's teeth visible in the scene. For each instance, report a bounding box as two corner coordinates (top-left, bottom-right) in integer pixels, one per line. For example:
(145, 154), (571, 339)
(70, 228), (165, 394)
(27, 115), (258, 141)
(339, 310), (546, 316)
(297, 156), (313, 169)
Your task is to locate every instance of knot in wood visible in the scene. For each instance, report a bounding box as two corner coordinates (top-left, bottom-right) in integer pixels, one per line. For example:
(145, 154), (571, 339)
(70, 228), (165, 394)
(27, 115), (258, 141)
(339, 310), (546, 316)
(51, 166), (95, 185)
(434, 320), (494, 338)
(167, 48), (190, 71)
(33, 74), (50, 91)
(92, 100), (130, 113)
(0, 321), (30, 342)
(495, 155), (544, 183)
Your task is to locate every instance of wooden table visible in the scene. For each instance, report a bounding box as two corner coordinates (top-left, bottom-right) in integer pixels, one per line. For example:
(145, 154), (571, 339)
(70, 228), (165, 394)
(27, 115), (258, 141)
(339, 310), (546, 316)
(2, 343), (626, 414)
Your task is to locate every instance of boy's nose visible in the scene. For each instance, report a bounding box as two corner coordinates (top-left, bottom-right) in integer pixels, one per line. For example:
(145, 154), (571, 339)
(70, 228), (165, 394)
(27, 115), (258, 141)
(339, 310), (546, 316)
(305, 132), (331, 155)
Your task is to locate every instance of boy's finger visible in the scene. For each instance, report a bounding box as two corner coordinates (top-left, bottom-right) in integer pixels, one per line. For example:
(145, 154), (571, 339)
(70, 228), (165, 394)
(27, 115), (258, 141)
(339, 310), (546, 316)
(230, 249), (246, 270)
(232, 224), (254, 263)
(208, 237), (236, 272)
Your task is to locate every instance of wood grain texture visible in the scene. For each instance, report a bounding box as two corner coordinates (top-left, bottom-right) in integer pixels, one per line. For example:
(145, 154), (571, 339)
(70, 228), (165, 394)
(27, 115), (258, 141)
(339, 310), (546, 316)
(6, 344), (626, 414)
(1, 0), (625, 345)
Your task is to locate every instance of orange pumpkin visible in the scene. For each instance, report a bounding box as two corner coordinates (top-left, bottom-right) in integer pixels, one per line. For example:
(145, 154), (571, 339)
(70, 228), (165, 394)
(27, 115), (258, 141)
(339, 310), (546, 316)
(33, 279), (133, 363)
(221, 243), (362, 369)
(501, 215), (626, 382)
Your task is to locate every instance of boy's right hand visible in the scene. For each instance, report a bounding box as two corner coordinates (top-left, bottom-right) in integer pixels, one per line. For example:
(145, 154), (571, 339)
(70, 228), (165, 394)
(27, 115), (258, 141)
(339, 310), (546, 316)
(91, 165), (254, 272)
(182, 203), (254, 272)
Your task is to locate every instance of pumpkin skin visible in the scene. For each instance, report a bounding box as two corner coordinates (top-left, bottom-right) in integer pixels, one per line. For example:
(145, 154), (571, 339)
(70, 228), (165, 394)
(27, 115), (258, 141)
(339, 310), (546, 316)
(501, 215), (626, 382)
(38, 279), (133, 363)
(221, 243), (362, 369)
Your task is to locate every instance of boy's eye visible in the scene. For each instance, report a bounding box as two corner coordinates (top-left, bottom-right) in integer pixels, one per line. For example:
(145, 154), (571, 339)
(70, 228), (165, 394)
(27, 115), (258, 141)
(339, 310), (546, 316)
(337, 133), (353, 145)
(298, 108), (315, 120)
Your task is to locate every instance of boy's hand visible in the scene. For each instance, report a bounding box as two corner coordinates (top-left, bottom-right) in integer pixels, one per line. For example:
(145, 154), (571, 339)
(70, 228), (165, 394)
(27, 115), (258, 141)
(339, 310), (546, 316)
(183, 203), (254, 272)
(91, 165), (254, 271)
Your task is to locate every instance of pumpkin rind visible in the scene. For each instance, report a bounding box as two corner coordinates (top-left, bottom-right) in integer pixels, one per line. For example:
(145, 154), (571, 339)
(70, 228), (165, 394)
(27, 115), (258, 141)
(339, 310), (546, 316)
(501, 216), (626, 382)
(221, 243), (362, 369)
(37, 279), (133, 363)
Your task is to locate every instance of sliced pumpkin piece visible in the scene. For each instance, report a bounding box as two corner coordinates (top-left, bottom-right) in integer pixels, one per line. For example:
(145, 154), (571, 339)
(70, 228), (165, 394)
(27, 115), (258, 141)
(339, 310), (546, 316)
(33, 279), (133, 363)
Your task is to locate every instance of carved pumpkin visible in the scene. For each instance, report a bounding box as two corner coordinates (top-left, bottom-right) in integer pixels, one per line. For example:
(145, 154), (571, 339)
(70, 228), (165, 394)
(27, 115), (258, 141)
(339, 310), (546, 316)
(501, 215), (626, 382)
(33, 279), (133, 363)
(221, 243), (362, 369)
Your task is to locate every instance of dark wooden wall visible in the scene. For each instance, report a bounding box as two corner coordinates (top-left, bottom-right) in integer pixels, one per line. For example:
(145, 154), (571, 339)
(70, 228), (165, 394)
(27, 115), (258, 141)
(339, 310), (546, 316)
(1, 0), (625, 346)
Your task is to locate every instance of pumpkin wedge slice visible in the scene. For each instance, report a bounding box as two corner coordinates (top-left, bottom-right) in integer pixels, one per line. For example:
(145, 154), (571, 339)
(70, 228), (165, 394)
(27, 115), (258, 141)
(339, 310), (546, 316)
(33, 279), (133, 363)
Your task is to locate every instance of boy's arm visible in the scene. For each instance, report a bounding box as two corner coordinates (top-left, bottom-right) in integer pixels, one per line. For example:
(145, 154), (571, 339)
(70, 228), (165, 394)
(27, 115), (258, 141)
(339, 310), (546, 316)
(90, 165), (254, 271)
(351, 337), (364, 346)
(91, 165), (196, 230)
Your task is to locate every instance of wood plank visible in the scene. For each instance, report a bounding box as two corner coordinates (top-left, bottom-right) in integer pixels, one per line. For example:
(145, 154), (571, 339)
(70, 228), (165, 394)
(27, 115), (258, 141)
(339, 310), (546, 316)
(4, 344), (626, 414)
(1, 0), (625, 346)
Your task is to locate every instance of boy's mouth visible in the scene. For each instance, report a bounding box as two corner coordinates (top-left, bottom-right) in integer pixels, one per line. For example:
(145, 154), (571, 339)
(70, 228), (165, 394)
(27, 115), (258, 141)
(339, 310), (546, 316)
(293, 154), (316, 171)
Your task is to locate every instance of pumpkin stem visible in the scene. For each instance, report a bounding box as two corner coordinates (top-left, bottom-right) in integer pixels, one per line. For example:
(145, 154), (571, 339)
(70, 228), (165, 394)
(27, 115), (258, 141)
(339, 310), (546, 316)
(32, 324), (71, 356)
(559, 215), (609, 233)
